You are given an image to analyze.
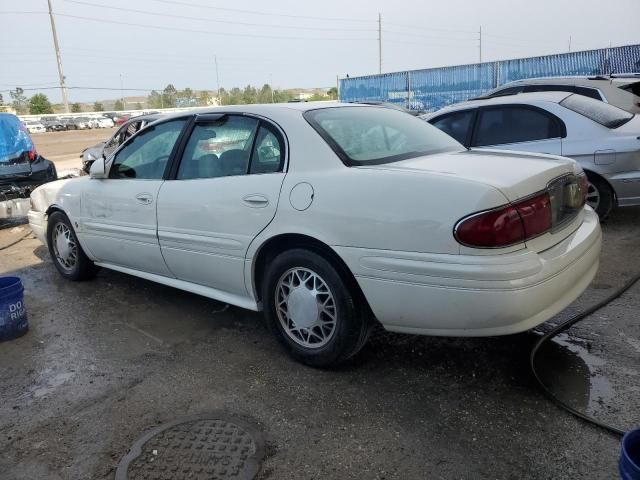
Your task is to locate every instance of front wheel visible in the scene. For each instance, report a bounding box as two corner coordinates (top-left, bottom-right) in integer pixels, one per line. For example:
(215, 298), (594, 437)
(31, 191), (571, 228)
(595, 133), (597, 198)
(263, 249), (372, 368)
(46, 212), (99, 281)
(585, 173), (615, 220)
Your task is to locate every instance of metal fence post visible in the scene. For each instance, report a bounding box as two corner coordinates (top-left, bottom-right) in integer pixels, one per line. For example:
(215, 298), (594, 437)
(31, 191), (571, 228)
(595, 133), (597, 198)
(407, 71), (411, 109)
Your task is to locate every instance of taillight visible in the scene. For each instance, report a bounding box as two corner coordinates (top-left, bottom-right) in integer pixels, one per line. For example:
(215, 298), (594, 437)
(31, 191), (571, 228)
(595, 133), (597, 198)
(455, 193), (552, 248)
(578, 173), (588, 206)
(28, 149), (37, 162)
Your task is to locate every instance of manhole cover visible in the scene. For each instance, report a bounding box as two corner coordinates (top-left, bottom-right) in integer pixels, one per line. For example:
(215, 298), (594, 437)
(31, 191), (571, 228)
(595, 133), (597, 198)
(116, 414), (264, 480)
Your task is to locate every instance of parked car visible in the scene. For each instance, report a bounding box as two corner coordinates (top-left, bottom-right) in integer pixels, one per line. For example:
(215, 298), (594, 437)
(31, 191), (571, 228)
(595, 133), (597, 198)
(423, 91), (640, 218)
(95, 116), (115, 128)
(42, 118), (66, 132)
(477, 74), (640, 113)
(80, 113), (164, 173)
(73, 117), (92, 130)
(114, 115), (130, 126)
(23, 120), (46, 134)
(1, 113), (57, 219)
(60, 118), (78, 130)
(29, 104), (600, 366)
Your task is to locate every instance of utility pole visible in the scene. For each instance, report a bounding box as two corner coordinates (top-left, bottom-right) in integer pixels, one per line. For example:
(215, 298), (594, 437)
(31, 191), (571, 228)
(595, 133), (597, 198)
(214, 56), (221, 106)
(377, 13), (382, 74)
(568, 36), (572, 53)
(119, 73), (124, 109)
(47, 0), (69, 113)
(478, 25), (482, 63)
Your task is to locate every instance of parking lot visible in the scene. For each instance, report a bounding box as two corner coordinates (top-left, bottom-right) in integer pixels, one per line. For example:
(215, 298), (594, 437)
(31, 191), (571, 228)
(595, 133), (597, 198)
(0, 131), (638, 479)
(31, 128), (116, 173)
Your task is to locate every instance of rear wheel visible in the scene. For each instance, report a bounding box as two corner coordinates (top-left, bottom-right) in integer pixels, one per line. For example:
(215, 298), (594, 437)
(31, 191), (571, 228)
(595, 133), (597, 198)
(47, 212), (99, 281)
(585, 173), (615, 220)
(263, 249), (372, 368)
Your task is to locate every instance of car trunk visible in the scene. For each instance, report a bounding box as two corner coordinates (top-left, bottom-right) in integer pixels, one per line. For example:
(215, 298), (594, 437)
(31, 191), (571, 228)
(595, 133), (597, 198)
(360, 148), (584, 253)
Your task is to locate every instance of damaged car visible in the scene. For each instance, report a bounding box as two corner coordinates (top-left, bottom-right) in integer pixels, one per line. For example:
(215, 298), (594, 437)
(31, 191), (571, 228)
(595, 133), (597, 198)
(80, 113), (164, 173)
(29, 104), (601, 367)
(1, 113), (57, 220)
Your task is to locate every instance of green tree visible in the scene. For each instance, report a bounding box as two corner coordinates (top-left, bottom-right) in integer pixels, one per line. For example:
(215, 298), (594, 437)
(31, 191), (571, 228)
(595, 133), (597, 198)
(114, 99), (124, 111)
(242, 85), (258, 104)
(198, 90), (212, 106)
(10, 88), (28, 114)
(147, 90), (162, 108)
(308, 93), (328, 101)
(0, 93), (4, 105)
(162, 84), (178, 108)
(272, 89), (292, 103)
(93, 101), (104, 111)
(228, 87), (242, 105)
(258, 84), (273, 103)
(327, 87), (338, 99)
(71, 102), (82, 113)
(28, 93), (54, 114)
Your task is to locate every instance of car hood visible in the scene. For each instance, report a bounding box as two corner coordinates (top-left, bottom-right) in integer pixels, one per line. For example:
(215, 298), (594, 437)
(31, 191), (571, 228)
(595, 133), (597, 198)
(358, 148), (580, 202)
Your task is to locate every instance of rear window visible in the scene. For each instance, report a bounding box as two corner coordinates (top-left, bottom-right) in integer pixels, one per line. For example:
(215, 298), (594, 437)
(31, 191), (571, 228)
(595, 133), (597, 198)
(560, 94), (633, 128)
(304, 107), (463, 166)
(0, 114), (33, 164)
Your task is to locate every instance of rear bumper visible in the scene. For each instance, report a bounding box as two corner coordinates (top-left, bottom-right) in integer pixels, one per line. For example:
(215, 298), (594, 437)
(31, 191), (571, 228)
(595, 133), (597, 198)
(334, 208), (601, 336)
(605, 170), (640, 207)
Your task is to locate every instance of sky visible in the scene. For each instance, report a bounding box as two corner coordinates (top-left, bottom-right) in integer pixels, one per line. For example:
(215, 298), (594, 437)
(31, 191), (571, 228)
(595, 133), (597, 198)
(1, 0), (639, 104)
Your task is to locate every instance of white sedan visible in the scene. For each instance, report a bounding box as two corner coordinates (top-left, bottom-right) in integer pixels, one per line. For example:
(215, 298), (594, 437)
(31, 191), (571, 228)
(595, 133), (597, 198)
(28, 103), (601, 366)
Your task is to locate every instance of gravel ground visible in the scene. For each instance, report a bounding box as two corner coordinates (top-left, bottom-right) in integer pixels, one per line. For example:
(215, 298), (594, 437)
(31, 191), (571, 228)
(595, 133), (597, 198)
(0, 207), (638, 479)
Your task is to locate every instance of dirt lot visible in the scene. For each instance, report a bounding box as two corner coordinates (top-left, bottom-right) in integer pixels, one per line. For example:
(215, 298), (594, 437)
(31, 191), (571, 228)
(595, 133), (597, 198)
(0, 205), (638, 479)
(31, 128), (116, 173)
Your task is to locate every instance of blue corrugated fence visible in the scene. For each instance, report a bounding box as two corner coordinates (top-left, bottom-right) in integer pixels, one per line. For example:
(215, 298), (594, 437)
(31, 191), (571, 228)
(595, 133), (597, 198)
(339, 44), (640, 112)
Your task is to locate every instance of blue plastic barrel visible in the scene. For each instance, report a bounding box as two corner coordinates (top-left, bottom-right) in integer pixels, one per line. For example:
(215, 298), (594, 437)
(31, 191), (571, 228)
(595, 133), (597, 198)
(0, 277), (28, 341)
(621, 429), (640, 480)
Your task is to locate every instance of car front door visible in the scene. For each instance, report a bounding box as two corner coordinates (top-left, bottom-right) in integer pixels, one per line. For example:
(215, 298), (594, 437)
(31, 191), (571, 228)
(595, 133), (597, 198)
(156, 114), (287, 297)
(471, 105), (564, 155)
(80, 118), (188, 276)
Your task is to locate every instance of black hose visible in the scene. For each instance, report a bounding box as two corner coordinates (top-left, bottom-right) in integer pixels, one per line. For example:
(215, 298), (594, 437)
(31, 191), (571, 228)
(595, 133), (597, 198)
(0, 229), (32, 251)
(530, 272), (640, 437)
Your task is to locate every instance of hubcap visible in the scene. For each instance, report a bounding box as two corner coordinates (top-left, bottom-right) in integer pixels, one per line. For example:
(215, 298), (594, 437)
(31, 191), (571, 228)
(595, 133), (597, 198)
(275, 267), (337, 349)
(586, 181), (600, 211)
(52, 222), (77, 271)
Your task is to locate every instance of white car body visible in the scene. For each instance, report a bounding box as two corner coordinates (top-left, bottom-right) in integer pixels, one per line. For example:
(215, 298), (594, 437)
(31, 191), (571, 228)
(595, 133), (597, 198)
(92, 117), (114, 128)
(24, 121), (46, 134)
(28, 103), (600, 345)
(423, 92), (640, 213)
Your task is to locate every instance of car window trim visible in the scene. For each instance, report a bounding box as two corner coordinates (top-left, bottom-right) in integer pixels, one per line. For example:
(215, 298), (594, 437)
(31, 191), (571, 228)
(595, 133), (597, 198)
(470, 104), (567, 148)
(108, 115), (193, 180)
(168, 112), (289, 181)
(429, 109), (478, 148)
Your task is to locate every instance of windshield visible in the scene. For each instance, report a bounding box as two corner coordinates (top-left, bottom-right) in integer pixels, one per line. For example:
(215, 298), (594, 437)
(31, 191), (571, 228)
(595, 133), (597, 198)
(0, 114), (33, 164)
(304, 106), (463, 166)
(560, 93), (633, 128)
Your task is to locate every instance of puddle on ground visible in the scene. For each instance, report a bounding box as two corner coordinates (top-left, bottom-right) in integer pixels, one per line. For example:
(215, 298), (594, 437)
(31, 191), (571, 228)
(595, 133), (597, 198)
(31, 371), (76, 399)
(534, 332), (615, 416)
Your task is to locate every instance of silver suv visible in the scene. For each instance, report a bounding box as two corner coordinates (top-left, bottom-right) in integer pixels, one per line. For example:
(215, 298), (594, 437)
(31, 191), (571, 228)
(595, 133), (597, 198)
(479, 74), (640, 114)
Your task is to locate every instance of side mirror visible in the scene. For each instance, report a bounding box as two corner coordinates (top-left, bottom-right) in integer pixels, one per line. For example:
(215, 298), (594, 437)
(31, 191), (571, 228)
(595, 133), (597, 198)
(89, 156), (107, 179)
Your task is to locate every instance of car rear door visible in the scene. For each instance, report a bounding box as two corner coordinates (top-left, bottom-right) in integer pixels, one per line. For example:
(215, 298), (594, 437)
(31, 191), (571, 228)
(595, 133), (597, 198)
(470, 105), (564, 155)
(80, 118), (188, 276)
(156, 113), (287, 297)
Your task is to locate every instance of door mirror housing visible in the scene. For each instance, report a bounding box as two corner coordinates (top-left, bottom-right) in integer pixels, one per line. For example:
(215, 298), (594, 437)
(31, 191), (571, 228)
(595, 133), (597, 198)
(89, 156), (108, 179)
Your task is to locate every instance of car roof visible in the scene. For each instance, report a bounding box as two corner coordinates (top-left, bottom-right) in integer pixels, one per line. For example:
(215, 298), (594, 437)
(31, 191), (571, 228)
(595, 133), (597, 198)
(152, 101), (379, 122)
(426, 91), (572, 116)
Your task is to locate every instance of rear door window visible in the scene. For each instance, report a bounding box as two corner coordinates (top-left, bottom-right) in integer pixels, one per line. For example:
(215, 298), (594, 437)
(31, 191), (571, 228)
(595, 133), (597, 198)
(430, 110), (475, 146)
(473, 106), (562, 147)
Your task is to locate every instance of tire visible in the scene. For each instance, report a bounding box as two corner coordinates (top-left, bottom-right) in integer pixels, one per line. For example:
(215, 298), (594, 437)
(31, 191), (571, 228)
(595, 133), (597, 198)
(262, 248), (372, 368)
(585, 173), (615, 220)
(46, 212), (99, 281)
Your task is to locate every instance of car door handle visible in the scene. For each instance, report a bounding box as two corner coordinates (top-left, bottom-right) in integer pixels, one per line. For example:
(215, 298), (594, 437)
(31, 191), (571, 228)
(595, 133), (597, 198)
(242, 194), (269, 208)
(135, 193), (153, 205)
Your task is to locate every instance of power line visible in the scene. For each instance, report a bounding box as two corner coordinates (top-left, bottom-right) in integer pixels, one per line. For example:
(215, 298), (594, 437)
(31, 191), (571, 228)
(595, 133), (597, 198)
(141, 0), (373, 23)
(53, 12), (376, 41)
(62, 0), (377, 32)
(385, 21), (477, 35)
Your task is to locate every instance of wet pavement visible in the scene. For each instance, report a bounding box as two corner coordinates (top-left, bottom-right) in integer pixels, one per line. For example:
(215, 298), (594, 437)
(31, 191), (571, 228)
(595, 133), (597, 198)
(0, 208), (638, 479)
